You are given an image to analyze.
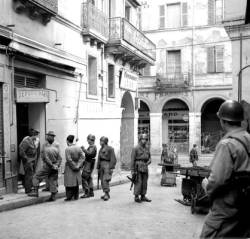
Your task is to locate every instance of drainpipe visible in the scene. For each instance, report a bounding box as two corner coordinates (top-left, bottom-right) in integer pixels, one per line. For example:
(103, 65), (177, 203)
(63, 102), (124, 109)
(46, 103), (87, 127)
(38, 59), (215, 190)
(238, 33), (243, 102)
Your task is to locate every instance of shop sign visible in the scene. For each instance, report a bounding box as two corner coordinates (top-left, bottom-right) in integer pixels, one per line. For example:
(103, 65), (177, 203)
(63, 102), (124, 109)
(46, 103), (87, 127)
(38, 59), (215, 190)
(163, 110), (189, 120)
(15, 88), (50, 103)
(120, 70), (138, 92)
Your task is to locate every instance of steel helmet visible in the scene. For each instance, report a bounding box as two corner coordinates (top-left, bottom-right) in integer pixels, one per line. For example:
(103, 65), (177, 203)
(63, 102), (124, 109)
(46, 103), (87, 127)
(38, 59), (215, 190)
(217, 100), (244, 122)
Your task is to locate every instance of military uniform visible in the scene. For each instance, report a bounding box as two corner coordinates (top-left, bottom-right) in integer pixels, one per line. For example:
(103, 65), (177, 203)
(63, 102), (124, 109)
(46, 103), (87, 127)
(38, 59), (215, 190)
(97, 145), (116, 195)
(131, 144), (151, 198)
(19, 137), (39, 193)
(32, 141), (62, 194)
(200, 128), (250, 238)
(81, 145), (97, 196)
(64, 145), (85, 200)
(189, 147), (198, 166)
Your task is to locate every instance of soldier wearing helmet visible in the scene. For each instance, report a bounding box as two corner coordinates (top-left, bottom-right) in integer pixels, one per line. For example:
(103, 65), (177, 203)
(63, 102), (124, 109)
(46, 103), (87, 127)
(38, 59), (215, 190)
(96, 136), (117, 201)
(131, 133), (151, 203)
(80, 134), (97, 198)
(200, 100), (250, 238)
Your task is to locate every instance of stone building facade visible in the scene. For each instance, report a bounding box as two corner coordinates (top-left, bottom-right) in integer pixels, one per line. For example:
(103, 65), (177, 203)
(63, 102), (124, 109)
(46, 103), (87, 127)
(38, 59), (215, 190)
(0, 0), (155, 193)
(138, 0), (232, 156)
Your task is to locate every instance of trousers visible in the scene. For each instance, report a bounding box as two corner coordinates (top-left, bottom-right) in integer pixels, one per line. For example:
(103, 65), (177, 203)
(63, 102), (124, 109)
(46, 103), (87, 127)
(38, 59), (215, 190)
(23, 160), (36, 193)
(65, 186), (79, 200)
(32, 165), (58, 193)
(82, 171), (93, 194)
(134, 172), (148, 196)
(99, 161), (112, 193)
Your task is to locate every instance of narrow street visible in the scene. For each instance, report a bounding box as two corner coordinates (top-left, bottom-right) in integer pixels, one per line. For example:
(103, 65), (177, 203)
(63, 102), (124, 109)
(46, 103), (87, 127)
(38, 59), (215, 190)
(0, 174), (205, 239)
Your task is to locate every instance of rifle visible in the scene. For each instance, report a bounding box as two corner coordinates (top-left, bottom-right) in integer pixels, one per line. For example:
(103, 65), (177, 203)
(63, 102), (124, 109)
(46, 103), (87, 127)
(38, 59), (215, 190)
(127, 165), (138, 191)
(97, 170), (100, 189)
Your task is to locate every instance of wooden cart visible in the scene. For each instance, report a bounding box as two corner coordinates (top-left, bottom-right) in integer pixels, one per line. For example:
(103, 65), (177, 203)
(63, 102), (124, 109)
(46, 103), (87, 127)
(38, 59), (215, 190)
(158, 163), (180, 187)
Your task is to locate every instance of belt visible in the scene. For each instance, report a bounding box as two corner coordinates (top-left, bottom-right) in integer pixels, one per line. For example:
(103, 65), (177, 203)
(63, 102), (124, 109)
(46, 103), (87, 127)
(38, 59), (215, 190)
(100, 158), (110, 162)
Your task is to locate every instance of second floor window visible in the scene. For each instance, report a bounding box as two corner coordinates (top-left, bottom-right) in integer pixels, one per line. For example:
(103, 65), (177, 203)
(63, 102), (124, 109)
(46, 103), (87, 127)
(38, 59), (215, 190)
(167, 50), (181, 75)
(125, 5), (131, 21)
(88, 55), (98, 96)
(159, 2), (188, 29)
(108, 64), (115, 98)
(207, 46), (224, 73)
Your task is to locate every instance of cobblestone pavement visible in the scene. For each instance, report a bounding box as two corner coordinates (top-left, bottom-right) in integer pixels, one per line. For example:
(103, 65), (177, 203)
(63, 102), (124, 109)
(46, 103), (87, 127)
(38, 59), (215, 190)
(0, 174), (206, 239)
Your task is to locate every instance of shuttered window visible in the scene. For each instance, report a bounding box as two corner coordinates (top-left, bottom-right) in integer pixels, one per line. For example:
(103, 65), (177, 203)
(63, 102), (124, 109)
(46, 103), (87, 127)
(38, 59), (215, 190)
(159, 5), (165, 29)
(208, 0), (215, 25)
(0, 84), (4, 187)
(182, 2), (188, 27)
(207, 46), (224, 73)
(167, 50), (181, 75)
(14, 73), (42, 88)
(88, 55), (98, 96)
(215, 0), (223, 23)
(108, 64), (115, 98)
(167, 3), (181, 28)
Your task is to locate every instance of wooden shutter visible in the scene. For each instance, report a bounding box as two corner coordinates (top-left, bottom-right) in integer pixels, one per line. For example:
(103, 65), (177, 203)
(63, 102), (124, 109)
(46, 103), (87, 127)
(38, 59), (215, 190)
(208, 0), (215, 25)
(182, 2), (188, 27)
(207, 47), (215, 73)
(159, 5), (165, 29)
(108, 64), (115, 98)
(215, 45), (224, 72)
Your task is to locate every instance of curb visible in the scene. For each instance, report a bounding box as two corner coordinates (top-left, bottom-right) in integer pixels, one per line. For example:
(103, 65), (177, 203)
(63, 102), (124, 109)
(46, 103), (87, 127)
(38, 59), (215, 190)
(0, 178), (130, 213)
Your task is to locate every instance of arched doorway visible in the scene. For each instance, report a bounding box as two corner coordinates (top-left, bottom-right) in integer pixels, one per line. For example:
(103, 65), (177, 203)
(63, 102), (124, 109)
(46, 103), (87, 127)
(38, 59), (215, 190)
(138, 100), (150, 140)
(201, 98), (224, 153)
(162, 99), (189, 154)
(120, 91), (135, 169)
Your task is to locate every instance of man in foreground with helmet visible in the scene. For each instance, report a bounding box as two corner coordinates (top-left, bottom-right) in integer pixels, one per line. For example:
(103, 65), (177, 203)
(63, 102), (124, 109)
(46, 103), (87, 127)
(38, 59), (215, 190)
(96, 136), (117, 201)
(81, 134), (97, 198)
(131, 133), (151, 203)
(200, 100), (250, 238)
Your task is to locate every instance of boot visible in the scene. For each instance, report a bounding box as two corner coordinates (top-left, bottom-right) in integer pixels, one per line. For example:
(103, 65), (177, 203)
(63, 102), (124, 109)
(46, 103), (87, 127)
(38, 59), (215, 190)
(46, 192), (56, 202)
(134, 195), (141, 203)
(89, 189), (94, 197)
(141, 195), (151, 202)
(103, 192), (109, 201)
(81, 190), (90, 199)
(28, 187), (39, 197)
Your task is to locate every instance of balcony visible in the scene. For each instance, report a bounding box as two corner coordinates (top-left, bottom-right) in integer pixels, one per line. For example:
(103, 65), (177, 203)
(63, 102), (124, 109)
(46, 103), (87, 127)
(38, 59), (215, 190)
(107, 17), (156, 66)
(82, 2), (109, 43)
(156, 73), (191, 90)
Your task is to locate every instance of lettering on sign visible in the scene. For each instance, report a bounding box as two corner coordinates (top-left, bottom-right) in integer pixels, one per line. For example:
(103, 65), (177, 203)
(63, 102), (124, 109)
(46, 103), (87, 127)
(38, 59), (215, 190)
(120, 70), (138, 92)
(162, 110), (189, 120)
(15, 88), (50, 103)
(27, 0), (58, 13)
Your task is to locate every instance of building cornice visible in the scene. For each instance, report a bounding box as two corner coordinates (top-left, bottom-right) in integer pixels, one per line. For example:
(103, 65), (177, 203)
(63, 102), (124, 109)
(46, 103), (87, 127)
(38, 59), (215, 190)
(224, 23), (250, 40)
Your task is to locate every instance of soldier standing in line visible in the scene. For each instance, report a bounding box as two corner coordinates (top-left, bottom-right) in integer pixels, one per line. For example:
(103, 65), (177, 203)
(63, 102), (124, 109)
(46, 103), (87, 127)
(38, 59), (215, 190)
(131, 134), (151, 203)
(28, 131), (62, 202)
(19, 129), (40, 194)
(200, 100), (250, 238)
(96, 136), (117, 201)
(81, 134), (97, 198)
(64, 135), (85, 201)
(189, 144), (199, 167)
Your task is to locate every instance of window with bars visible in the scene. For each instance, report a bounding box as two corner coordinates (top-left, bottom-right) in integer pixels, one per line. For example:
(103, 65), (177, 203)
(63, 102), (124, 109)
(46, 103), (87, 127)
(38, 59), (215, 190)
(207, 46), (224, 73)
(159, 2), (188, 29)
(108, 64), (115, 98)
(88, 55), (98, 96)
(14, 73), (43, 88)
(208, 0), (223, 25)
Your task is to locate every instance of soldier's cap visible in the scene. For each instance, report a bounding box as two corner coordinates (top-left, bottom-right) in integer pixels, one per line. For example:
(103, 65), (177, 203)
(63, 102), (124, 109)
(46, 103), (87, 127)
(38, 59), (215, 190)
(87, 134), (96, 141)
(46, 131), (56, 137)
(100, 136), (108, 144)
(29, 128), (39, 136)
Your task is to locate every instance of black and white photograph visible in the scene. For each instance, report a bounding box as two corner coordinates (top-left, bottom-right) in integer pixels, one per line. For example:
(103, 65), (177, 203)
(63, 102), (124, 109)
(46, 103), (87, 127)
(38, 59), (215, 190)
(0, 0), (250, 238)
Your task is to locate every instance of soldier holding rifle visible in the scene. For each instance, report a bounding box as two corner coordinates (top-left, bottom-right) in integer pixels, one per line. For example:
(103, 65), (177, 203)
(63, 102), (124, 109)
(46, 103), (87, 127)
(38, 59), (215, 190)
(131, 133), (151, 203)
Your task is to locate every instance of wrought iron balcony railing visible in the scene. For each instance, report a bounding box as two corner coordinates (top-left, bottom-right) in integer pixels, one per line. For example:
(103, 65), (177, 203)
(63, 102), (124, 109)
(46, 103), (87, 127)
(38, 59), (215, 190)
(156, 72), (191, 89)
(109, 17), (156, 60)
(82, 2), (109, 42)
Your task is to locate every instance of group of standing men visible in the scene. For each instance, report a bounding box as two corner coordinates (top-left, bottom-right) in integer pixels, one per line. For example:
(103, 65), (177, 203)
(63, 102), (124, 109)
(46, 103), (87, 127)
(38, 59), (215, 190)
(19, 129), (152, 203)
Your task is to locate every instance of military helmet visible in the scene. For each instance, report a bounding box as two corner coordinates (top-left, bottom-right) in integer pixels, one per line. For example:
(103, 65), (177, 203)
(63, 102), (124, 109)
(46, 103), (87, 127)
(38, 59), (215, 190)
(100, 136), (108, 144)
(87, 134), (95, 141)
(217, 100), (244, 122)
(139, 133), (148, 141)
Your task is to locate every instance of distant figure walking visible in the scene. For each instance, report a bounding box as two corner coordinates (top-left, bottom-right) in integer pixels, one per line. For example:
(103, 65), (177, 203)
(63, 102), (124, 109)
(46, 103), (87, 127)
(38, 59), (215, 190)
(189, 144), (199, 167)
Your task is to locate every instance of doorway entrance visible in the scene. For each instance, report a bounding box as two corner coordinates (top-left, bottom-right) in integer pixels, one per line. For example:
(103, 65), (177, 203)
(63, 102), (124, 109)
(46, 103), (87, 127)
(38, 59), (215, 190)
(16, 103), (46, 184)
